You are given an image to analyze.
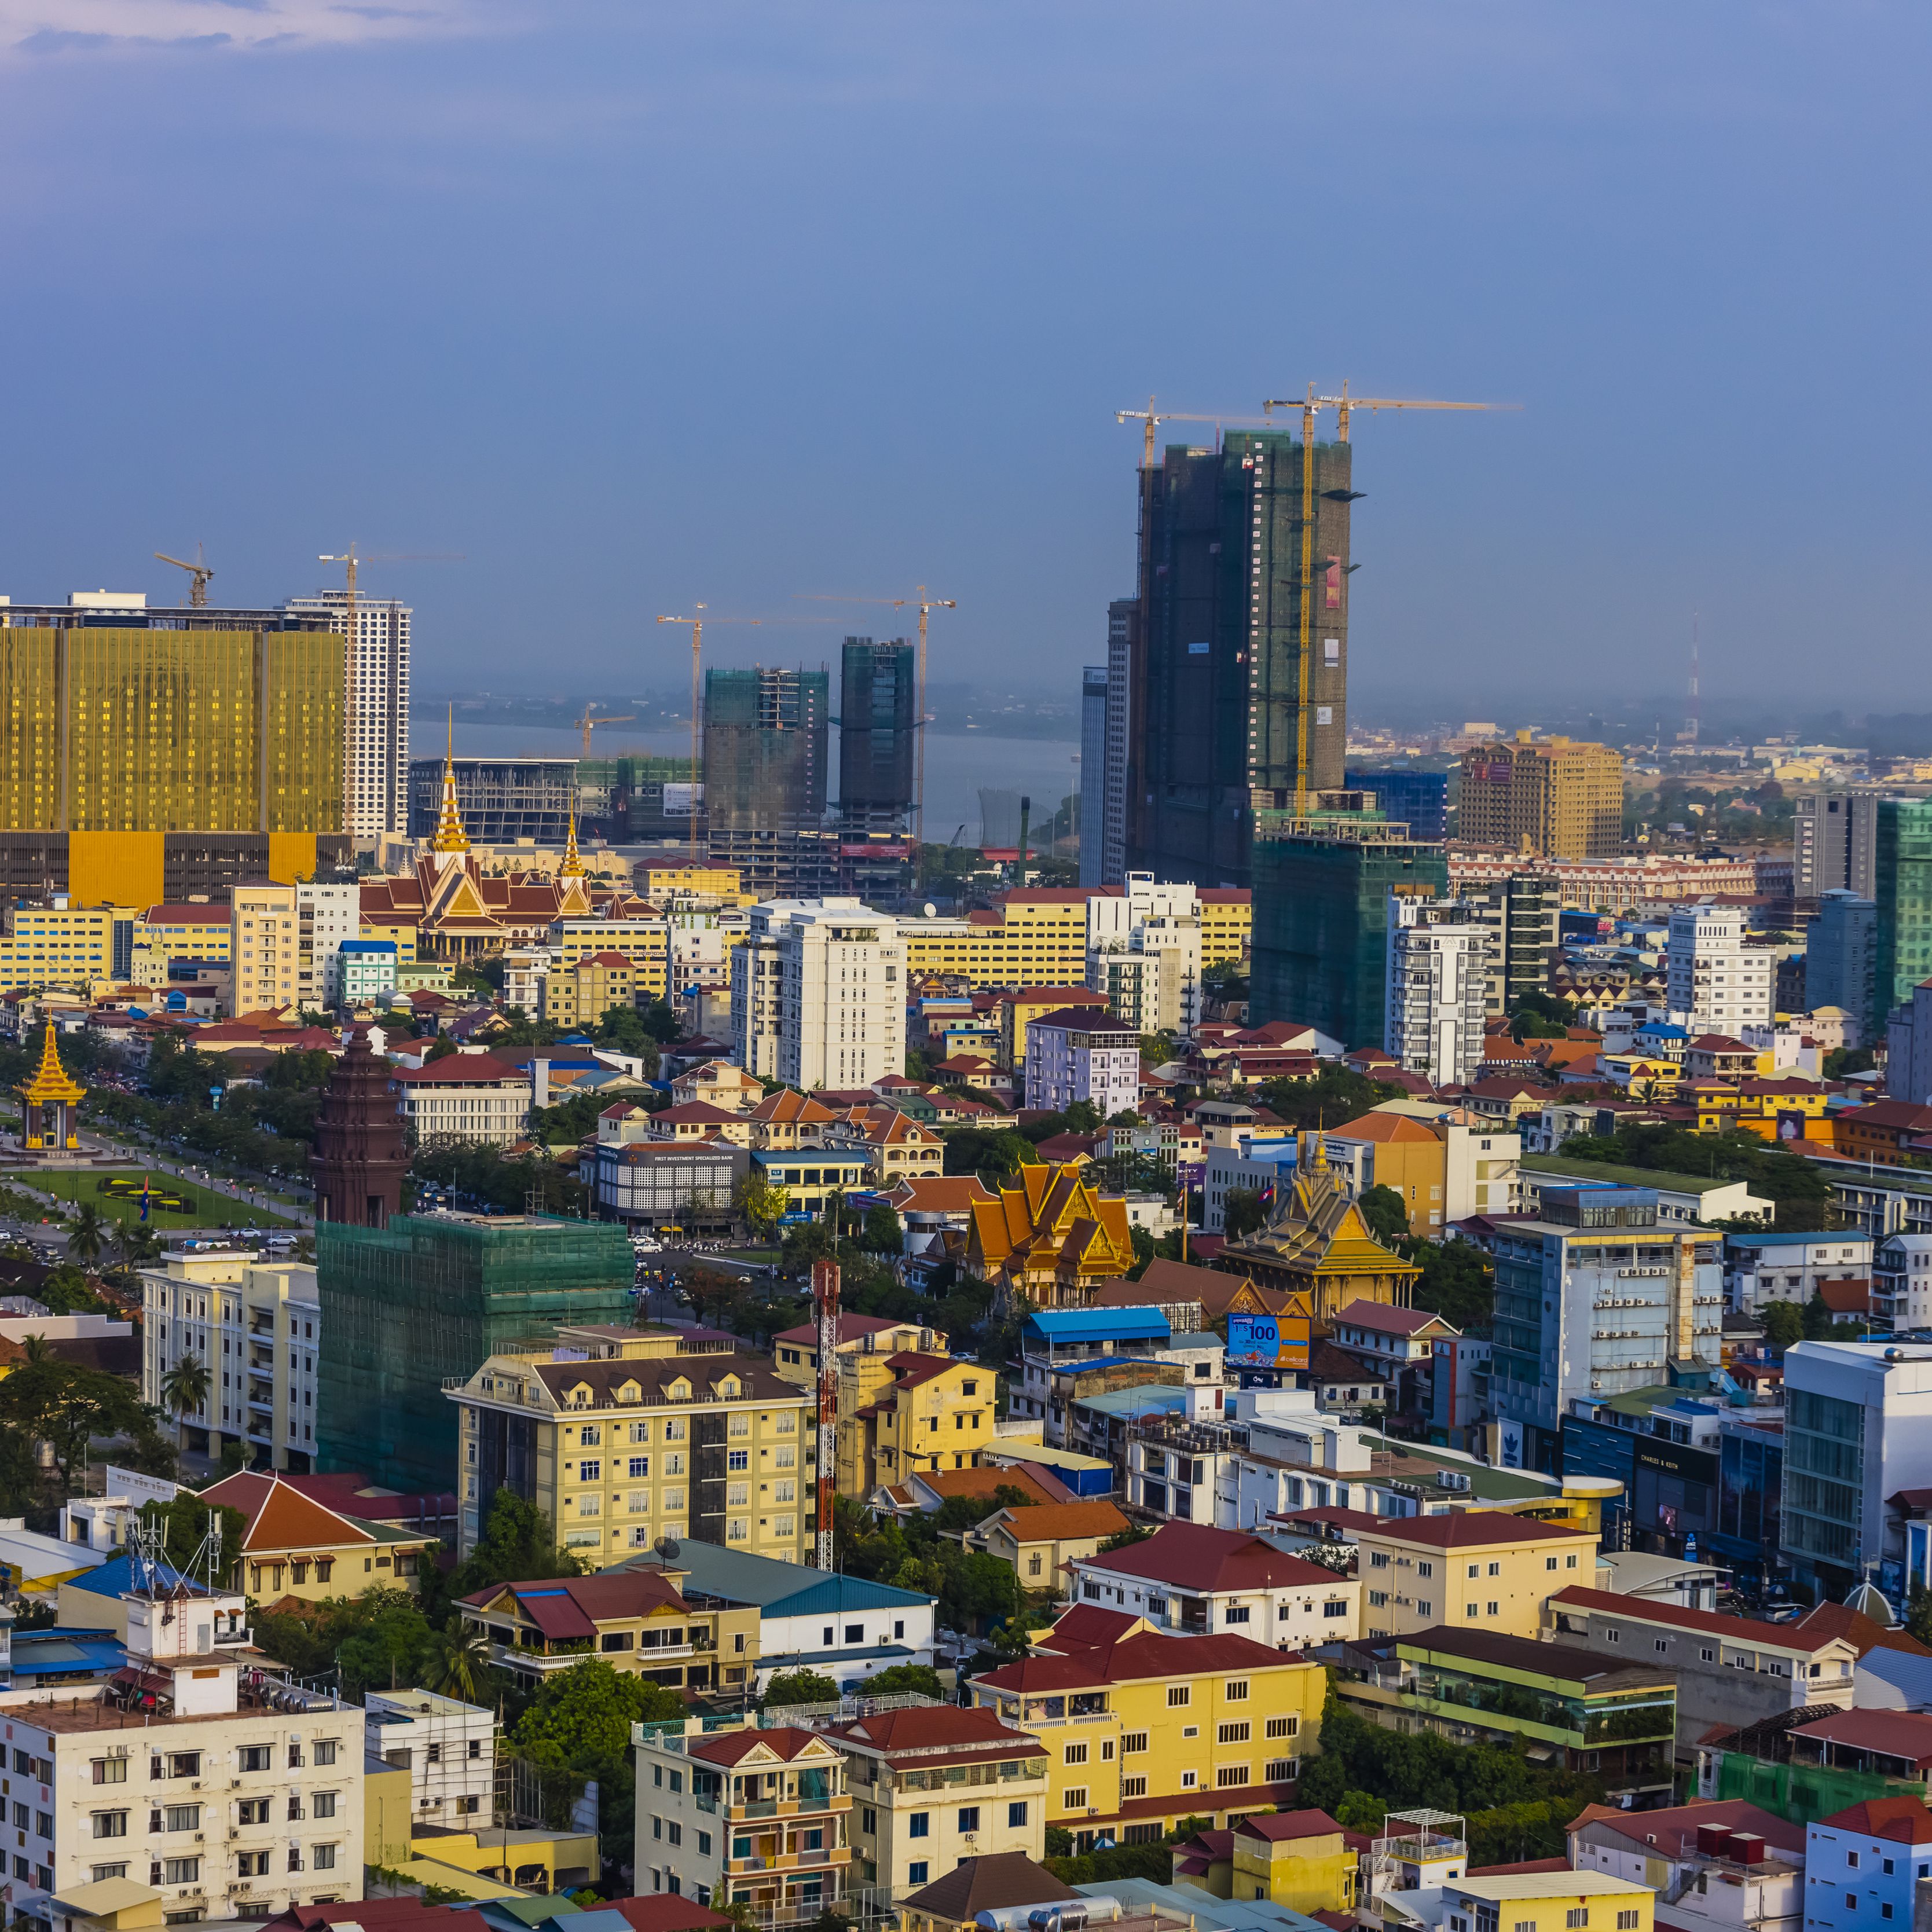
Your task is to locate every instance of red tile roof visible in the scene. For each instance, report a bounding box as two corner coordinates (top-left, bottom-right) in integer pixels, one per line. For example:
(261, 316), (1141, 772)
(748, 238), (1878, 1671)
(982, 1501), (1132, 1544)
(197, 1471), (379, 1552)
(1791, 1709), (1932, 1767)
(1567, 1798), (1801, 1857)
(390, 1054), (523, 1085)
(1818, 1797), (1932, 1843)
(460, 1570), (690, 1639)
(1362, 1510), (1586, 1550)
(1553, 1584), (1851, 1652)
(688, 1725), (834, 1768)
(1234, 1810), (1347, 1843)
(772, 1313), (918, 1348)
(1079, 1521), (1341, 1592)
(828, 1706), (1046, 1759)
(1333, 1300), (1452, 1336)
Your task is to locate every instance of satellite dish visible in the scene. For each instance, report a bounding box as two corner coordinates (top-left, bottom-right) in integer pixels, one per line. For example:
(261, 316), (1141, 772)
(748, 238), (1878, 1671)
(923, 903), (936, 918)
(654, 1535), (681, 1561)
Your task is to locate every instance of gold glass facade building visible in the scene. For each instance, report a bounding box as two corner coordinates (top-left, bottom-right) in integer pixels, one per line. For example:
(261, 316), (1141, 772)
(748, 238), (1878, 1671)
(0, 608), (346, 909)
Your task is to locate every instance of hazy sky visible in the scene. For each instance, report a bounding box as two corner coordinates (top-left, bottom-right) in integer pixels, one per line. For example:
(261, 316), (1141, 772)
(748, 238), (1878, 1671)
(4, 2), (1930, 721)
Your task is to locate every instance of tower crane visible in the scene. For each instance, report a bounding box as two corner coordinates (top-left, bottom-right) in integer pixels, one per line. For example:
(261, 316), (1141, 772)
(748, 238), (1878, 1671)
(796, 589), (955, 890)
(575, 703), (636, 758)
(1115, 397), (1277, 468)
(1256, 382), (1509, 813)
(154, 546), (213, 608)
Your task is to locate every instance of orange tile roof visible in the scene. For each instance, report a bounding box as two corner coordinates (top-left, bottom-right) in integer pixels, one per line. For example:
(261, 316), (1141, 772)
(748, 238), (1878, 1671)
(197, 1471), (380, 1552)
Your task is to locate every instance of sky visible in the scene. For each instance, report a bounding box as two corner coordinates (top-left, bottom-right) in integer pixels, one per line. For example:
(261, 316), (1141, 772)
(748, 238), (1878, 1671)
(3, 1), (1931, 724)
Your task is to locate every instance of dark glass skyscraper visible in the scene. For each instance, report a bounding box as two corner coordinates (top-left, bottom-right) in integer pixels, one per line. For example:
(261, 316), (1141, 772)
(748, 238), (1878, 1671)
(1127, 428), (1356, 888)
(837, 638), (915, 819)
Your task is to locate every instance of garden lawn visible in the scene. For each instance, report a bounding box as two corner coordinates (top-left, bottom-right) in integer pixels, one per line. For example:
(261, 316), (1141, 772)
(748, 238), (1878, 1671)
(23, 1169), (296, 1230)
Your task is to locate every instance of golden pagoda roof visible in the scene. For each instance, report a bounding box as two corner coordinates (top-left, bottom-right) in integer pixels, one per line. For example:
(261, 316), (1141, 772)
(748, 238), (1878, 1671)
(559, 802), (585, 880)
(1222, 1158), (1419, 1283)
(431, 705), (470, 855)
(20, 1022), (85, 1108)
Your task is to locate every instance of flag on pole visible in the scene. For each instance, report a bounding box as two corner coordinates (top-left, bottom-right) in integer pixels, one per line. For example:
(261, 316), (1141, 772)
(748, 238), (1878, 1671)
(139, 1174), (152, 1223)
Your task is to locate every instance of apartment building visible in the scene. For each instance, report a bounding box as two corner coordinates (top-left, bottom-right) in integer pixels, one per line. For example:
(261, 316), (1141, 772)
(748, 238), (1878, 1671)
(1086, 946), (1164, 1039)
(447, 1326), (813, 1566)
(335, 938), (398, 1006)
(230, 882), (302, 1013)
(829, 1705), (1047, 1897)
(970, 1605), (1328, 1847)
(549, 917), (673, 992)
(286, 588), (410, 841)
(129, 902), (232, 988)
(296, 882), (360, 1011)
(1456, 734), (1624, 860)
(1806, 1799), (1932, 1932)
(364, 1689), (496, 1828)
(19, 1568), (365, 1928)
(732, 899), (904, 1091)
(1024, 1007), (1141, 1116)
(1356, 1511), (1597, 1641)
(633, 1720), (851, 1916)
(1667, 903), (1775, 1037)
(1066, 1521), (1361, 1651)
(140, 1252), (321, 1469)
(771, 1313), (944, 1391)
(1545, 1588), (1856, 1762)
(1875, 1233), (1932, 1330)
(390, 1053), (529, 1146)
(1567, 1799), (1802, 1932)
(544, 949), (644, 1028)
(836, 1350), (996, 1497)
(1725, 1230), (1874, 1316)
(1385, 895), (1490, 1086)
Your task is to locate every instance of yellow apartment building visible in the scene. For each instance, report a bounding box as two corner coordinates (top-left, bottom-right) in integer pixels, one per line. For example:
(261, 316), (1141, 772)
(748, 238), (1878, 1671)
(230, 882), (302, 1013)
(771, 1313), (945, 1390)
(446, 1326), (813, 1567)
(544, 949), (644, 1027)
(1192, 889), (1251, 968)
(549, 917), (672, 993)
(971, 1609), (1328, 1850)
(1457, 734), (1625, 861)
(642, 864), (752, 906)
(840, 1351), (997, 1497)
(1228, 1811), (1358, 1913)
(1356, 1510), (1597, 1642)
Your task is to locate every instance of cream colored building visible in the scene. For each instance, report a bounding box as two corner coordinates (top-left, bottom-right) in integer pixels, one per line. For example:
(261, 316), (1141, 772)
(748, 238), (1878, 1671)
(447, 1326), (812, 1566)
(140, 1252), (321, 1468)
(1357, 1509), (1597, 1642)
(828, 1705), (1047, 1897)
(771, 1313), (944, 1390)
(230, 883), (300, 1014)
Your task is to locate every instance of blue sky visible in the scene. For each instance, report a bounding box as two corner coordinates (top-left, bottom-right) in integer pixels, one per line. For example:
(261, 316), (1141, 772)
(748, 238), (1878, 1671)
(2, 2), (1929, 722)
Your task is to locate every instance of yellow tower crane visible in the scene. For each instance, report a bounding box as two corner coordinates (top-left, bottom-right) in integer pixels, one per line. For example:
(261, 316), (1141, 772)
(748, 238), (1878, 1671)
(1115, 397), (1275, 468)
(1258, 382), (1508, 813)
(154, 545), (213, 608)
(575, 703), (636, 757)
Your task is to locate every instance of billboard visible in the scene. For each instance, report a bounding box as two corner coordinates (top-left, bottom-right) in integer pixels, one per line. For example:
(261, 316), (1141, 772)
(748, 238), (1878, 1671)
(1225, 1311), (1310, 1372)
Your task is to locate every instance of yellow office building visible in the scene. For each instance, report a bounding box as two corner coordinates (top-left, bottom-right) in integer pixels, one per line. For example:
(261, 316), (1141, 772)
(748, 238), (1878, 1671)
(0, 604), (346, 907)
(0, 901), (134, 993)
(1355, 1509), (1597, 1641)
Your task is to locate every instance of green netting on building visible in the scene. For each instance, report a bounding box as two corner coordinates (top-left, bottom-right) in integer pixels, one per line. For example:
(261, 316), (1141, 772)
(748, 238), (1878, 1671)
(316, 1214), (634, 1494)
(1875, 797), (1932, 1031)
(1713, 1751), (1918, 1825)
(1249, 815), (1448, 1046)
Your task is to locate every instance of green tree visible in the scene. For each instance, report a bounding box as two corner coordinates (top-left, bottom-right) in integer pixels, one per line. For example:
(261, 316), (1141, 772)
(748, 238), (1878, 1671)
(861, 1203), (904, 1253)
(1222, 1187), (1269, 1240)
(1557, 1124), (1832, 1231)
(595, 1004), (657, 1061)
(138, 1495), (247, 1583)
(863, 1663), (945, 1699)
(439, 1489), (582, 1611)
(159, 1354), (211, 1424)
(1761, 1299), (1805, 1351)
(734, 1170), (791, 1239)
(38, 1264), (106, 1316)
(66, 1204), (105, 1266)
(424, 1036), (459, 1063)
(639, 1000), (683, 1045)
(0, 1358), (152, 1493)
(1358, 1184), (1410, 1245)
(112, 1222), (163, 1273)
(762, 1668), (839, 1707)
(335, 1592), (439, 1695)
(943, 1126), (1034, 1178)
(423, 1615), (493, 1703)
(1409, 1237), (1495, 1330)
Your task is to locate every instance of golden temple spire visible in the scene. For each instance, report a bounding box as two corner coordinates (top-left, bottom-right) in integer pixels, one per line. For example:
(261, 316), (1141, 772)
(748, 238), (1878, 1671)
(432, 704), (470, 855)
(20, 1022), (84, 1108)
(559, 798), (585, 879)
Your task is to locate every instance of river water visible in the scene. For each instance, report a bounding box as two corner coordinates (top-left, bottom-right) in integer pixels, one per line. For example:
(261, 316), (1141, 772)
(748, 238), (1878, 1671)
(441, 720), (1083, 849)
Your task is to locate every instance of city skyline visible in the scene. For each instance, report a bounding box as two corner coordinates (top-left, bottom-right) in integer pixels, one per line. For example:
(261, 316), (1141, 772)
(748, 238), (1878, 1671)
(3, 5), (1932, 714)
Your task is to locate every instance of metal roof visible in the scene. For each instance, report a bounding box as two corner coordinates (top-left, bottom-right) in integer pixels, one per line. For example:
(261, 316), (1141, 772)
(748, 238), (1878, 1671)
(621, 1540), (933, 1616)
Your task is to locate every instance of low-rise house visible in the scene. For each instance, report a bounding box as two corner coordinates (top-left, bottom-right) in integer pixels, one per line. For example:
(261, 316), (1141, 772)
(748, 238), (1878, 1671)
(1227, 1810), (1361, 1915)
(649, 1102), (758, 1148)
(670, 1061), (765, 1113)
(966, 1500), (1134, 1593)
(897, 1852), (1077, 1932)
(1067, 1521), (1362, 1650)
(197, 1469), (435, 1602)
(746, 1089), (839, 1150)
(632, 1721), (851, 1918)
(1308, 1343), (1387, 1415)
(1335, 1627), (1676, 1805)
(1545, 1587), (1857, 1762)
(827, 1704), (1048, 1897)
(822, 1106), (944, 1185)
(390, 1052), (530, 1146)
(364, 1689), (496, 1828)
(619, 1539), (937, 1692)
(1725, 1230), (1874, 1316)
(1364, 1869), (1653, 1932)
(1696, 1709), (1932, 1824)
(772, 1313), (944, 1390)
(460, 1568), (758, 1693)
(1566, 1798), (1802, 1932)
(872, 1462), (1075, 1522)
(1326, 1300), (1460, 1416)
(1805, 1798), (1932, 1932)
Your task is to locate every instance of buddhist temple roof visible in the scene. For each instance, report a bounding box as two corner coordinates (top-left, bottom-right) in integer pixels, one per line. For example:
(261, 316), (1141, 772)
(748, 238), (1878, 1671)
(19, 1023), (84, 1108)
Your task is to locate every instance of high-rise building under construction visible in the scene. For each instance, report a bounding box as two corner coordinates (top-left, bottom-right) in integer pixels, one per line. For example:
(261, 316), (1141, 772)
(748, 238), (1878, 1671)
(0, 595), (347, 908)
(702, 665), (833, 899)
(1126, 428), (1356, 889)
(837, 639), (915, 819)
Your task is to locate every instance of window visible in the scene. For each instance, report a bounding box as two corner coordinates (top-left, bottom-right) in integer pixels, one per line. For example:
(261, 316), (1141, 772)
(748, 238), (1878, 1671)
(1885, 1861), (1897, 1877)
(909, 1863), (929, 1886)
(1605, 1629), (1620, 1644)
(1546, 1557), (1559, 1571)
(1418, 1562), (1434, 1579)
(1265, 1758), (1297, 1781)
(1063, 1786), (1088, 1809)
(1225, 1605), (1251, 1625)
(1618, 1916), (1640, 1930)
(1567, 1553), (1579, 1568)
(314, 1844), (338, 1871)
(1370, 1551), (1390, 1568)
(1324, 1599), (1348, 1619)
(1420, 1601), (1434, 1617)
(728, 1450), (750, 1472)
(91, 1812), (128, 1839)
(1214, 1765), (1248, 1788)
(90, 1758), (127, 1785)
(1467, 1563), (1480, 1579)
(168, 1752), (201, 1779)
(958, 1806), (981, 1832)
(164, 1805), (201, 1832)
(1121, 1777), (1147, 1799)
(1218, 1722), (1251, 1744)
(1845, 1898), (1857, 1913)
(1882, 1909), (1896, 1923)
(1168, 1686), (1190, 1706)
(1224, 1678), (1249, 1700)
(1064, 1743), (1088, 1766)
(1122, 1732), (1148, 1754)
(1567, 1912), (1588, 1929)
(909, 1813), (929, 1839)
(1467, 1603), (1479, 1617)
(1701, 1647), (1714, 1662)
(1009, 1802), (1029, 1827)
(1850, 1854), (1861, 1870)
(314, 1740), (338, 1766)
(163, 1859), (201, 1885)
(314, 1792), (338, 1820)
(239, 1800), (271, 1825)
(238, 1851), (271, 1878)
(1486, 1601), (1498, 1616)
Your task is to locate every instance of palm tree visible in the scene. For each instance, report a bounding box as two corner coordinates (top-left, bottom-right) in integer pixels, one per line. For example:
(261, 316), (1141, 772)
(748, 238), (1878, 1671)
(67, 1204), (105, 1266)
(113, 1222), (162, 1273)
(159, 1354), (210, 1424)
(424, 1616), (490, 1704)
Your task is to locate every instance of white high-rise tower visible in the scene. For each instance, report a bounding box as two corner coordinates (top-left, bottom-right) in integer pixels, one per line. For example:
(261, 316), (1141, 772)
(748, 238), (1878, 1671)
(284, 589), (412, 841)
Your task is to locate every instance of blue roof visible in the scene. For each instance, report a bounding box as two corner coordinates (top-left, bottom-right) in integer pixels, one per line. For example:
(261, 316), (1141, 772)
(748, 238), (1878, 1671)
(1725, 1229), (1863, 1249)
(1070, 1384), (1191, 1420)
(62, 1553), (194, 1599)
(10, 1632), (123, 1677)
(1022, 1308), (1170, 1344)
(1053, 1354), (1171, 1375)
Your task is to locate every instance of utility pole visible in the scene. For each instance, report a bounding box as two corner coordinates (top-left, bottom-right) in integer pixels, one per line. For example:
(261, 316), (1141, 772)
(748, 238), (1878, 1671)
(812, 1256), (839, 1571)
